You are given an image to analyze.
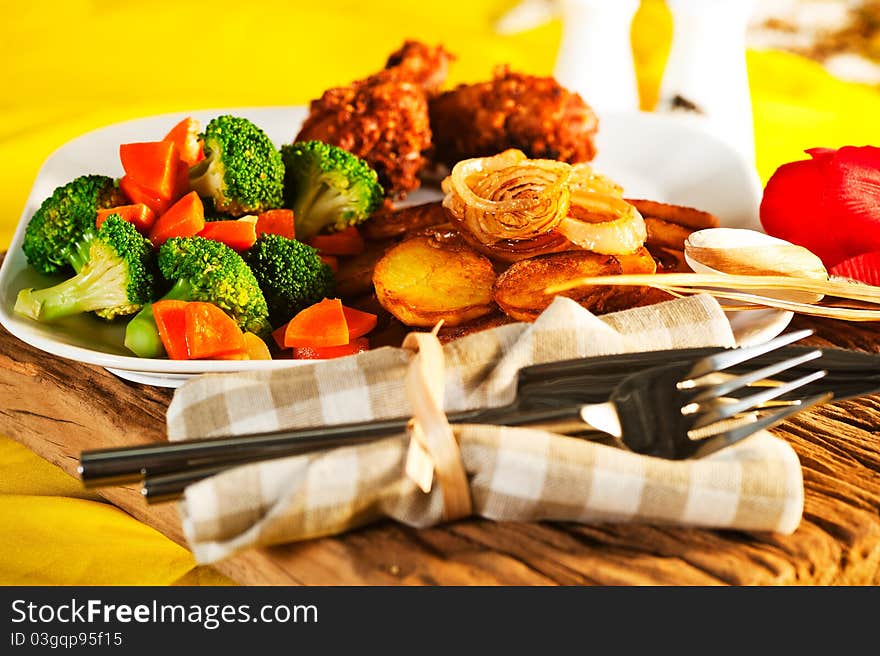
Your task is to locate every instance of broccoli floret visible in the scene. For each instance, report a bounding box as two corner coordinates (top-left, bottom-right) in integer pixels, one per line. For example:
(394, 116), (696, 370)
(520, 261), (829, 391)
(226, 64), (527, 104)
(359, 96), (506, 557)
(124, 236), (270, 357)
(188, 115), (285, 217)
(22, 175), (126, 275)
(14, 215), (157, 322)
(281, 141), (383, 240)
(244, 234), (335, 327)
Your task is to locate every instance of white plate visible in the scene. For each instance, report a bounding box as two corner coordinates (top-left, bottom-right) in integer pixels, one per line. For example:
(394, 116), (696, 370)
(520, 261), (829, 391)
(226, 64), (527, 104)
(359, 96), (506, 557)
(0, 107), (788, 388)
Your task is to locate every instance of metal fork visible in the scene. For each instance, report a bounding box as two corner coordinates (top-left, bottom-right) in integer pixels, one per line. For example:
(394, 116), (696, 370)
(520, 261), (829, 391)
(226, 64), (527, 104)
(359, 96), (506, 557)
(79, 330), (830, 502)
(574, 329), (829, 459)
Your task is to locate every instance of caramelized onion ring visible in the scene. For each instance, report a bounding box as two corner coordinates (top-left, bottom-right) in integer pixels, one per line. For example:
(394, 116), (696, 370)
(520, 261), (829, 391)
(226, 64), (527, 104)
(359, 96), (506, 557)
(442, 150), (572, 243)
(557, 196), (647, 255)
(570, 163), (624, 197)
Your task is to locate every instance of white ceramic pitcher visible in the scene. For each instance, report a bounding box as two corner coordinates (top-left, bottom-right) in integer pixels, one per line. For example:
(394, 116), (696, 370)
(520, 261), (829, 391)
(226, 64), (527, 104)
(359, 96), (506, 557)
(533, 0), (757, 165)
(657, 0), (757, 165)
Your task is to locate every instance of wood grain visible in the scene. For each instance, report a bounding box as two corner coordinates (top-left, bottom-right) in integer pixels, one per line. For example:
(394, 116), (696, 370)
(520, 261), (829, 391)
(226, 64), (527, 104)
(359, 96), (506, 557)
(2, 250), (880, 585)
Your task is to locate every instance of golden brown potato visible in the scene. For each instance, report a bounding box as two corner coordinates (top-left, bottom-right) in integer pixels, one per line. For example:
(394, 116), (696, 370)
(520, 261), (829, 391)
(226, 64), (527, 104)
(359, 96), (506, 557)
(644, 217), (693, 251)
(335, 240), (395, 300)
(648, 245), (690, 273)
(493, 250), (623, 321)
(615, 246), (658, 275)
(597, 247), (661, 313)
(361, 201), (450, 241)
(626, 199), (719, 231)
(373, 235), (497, 327)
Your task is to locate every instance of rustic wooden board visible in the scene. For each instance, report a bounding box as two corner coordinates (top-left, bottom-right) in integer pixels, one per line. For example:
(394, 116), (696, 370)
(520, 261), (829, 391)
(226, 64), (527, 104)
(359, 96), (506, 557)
(2, 251), (879, 584)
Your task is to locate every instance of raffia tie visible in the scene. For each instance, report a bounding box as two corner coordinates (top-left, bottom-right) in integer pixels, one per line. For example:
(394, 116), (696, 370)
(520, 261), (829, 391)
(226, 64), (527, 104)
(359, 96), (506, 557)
(402, 327), (473, 521)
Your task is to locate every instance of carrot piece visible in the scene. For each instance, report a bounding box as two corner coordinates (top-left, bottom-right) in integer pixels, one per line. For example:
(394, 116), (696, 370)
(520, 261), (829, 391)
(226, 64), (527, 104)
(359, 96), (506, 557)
(149, 191), (205, 246)
(293, 337), (369, 360)
(96, 203), (157, 233)
(152, 300), (190, 360)
(271, 322), (289, 350)
(119, 140), (181, 199)
(256, 209), (295, 239)
(163, 117), (204, 167)
(242, 332), (272, 360)
(283, 298), (349, 348)
(120, 175), (174, 216)
(172, 159), (191, 201)
(197, 219), (257, 251)
(342, 306), (377, 339)
(308, 226), (365, 256)
(319, 254), (339, 273)
(184, 302), (246, 359)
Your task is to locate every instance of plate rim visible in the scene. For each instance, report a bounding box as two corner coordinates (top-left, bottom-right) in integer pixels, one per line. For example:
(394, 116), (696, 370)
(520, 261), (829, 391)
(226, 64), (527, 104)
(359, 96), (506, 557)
(0, 105), (781, 381)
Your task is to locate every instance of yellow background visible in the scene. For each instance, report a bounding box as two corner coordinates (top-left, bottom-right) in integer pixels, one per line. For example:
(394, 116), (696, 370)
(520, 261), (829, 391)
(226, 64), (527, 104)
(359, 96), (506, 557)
(1, 0), (879, 585)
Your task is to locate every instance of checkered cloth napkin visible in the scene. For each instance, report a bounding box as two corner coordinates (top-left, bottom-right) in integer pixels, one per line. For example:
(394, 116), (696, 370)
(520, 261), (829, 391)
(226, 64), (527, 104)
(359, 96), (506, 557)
(167, 295), (804, 564)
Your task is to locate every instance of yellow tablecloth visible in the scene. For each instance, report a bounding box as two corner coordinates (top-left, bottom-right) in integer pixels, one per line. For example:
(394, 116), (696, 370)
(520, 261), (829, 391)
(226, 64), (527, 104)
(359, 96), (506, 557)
(1, 0), (878, 585)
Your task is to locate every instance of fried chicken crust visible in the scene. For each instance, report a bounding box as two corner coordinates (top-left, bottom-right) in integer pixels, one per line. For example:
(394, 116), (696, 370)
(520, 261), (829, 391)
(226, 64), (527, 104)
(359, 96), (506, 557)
(295, 77), (431, 199)
(428, 67), (599, 168)
(295, 40), (452, 199)
(383, 40), (455, 94)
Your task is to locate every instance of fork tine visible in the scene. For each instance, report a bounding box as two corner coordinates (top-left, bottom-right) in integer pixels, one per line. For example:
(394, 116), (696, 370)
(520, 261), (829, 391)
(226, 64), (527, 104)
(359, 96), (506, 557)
(686, 392), (832, 459)
(690, 369), (827, 430)
(683, 329), (813, 380)
(688, 349), (823, 403)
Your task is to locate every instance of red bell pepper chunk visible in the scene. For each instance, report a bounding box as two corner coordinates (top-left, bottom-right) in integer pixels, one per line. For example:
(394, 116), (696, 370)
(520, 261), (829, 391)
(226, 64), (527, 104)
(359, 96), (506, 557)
(292, 337), (369, 360)
(283, 298), (349, 348)
(163, 117), (204, 167)
(308, 226), (365, 256)
(119, 176), (174, 216)
(255, 209), (296, 239)
(149, 191), (205, 247)
(152, 300), (190, 360)
(119, 140), (181, 200)
(96, 203), (157, 234)
(197, 219), (257, 251)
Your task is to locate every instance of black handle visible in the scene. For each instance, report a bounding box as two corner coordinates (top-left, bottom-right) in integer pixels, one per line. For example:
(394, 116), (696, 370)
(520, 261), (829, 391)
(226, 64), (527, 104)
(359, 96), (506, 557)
(139, 405), (591, 503)
(79, 404), (584, 488)
(80, 345), (880, 489)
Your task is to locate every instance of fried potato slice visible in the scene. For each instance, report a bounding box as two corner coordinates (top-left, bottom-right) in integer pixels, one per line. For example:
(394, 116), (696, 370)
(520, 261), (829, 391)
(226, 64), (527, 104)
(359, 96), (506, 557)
(373, 234), (497, 327)
(361, 201), (450, 241)
(616, 246), (658, 275)
(626, 198), (720, 230)
(493, 250), (623, 321)
(648, 245), (690, 273)
(598, 247), (666, 313)
(644, 217), (693, 250)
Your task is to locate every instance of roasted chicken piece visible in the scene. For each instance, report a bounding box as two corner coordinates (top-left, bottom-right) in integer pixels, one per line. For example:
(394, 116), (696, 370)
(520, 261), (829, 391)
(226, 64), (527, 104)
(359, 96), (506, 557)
(382, 40), (455, 94)
(296, 76), (431, 199)
(428, 67), (599, 168)
(295, 40), (451, 200)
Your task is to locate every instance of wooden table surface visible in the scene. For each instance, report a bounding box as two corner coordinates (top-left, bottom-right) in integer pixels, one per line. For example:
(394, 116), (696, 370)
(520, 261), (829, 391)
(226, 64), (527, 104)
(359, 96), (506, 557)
(2, 268), (880, 585)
